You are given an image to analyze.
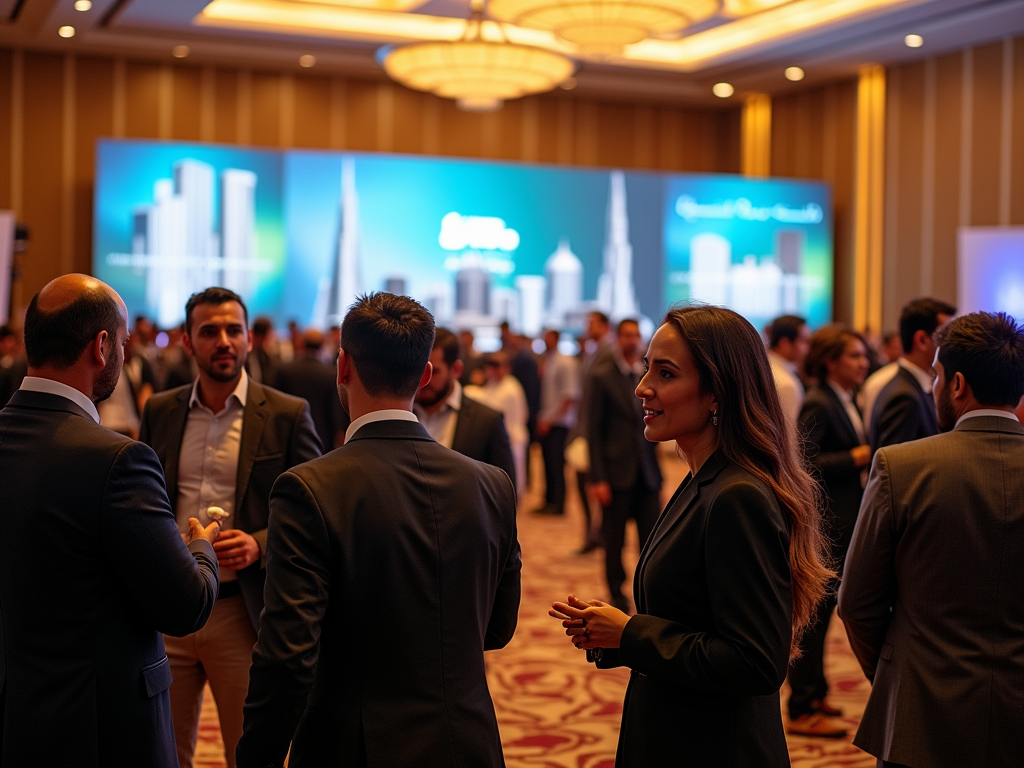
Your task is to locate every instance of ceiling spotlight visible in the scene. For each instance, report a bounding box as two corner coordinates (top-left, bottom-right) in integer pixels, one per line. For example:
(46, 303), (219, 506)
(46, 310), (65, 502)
(712, 82), (734, 98)
(299, 55), (317, 68)
(905, 34), (924, 48)
(172, 45), (190, 59)
(560, 76), (577, 90)
(74, 0), (92, 10)
(785, 66), (804, 81)
(58, 25), (75, 38)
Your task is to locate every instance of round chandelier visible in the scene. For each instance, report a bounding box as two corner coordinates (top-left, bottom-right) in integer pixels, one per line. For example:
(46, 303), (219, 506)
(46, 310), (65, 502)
(379, 7), (576, 112)
(488, 0), (720, 56)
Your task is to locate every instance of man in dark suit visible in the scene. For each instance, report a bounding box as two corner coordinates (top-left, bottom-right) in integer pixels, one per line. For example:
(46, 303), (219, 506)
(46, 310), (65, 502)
(414, 326), (516, 486)
(840, 311), (1024, 768)
(870, 297), (955, 450)
(588, 318), (662, 613)
(140, 287), (321, 768)
(0, 274), (220, 768)
(274, 327), (350, 450)
(237, 292), (521, 768)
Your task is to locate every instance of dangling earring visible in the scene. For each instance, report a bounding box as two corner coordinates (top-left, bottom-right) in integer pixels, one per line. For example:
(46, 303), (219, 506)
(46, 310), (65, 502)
(712, 410), (719, 427)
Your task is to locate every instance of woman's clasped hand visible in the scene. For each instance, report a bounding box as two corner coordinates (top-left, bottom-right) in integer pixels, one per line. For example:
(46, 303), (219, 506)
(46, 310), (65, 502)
(548, 595), (631, 650)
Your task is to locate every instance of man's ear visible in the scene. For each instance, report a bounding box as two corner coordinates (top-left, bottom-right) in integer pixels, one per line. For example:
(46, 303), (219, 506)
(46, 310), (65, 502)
(418, 362), (433, 391)
(246, 329), (254, 353)
(182, 332), (194, 357)
(337, 349), (350, 386)
(952, 371), (968, 399)
(451, 359), (464, 379)
(91, 330), (109, 368)
(913, 329), (931, 352)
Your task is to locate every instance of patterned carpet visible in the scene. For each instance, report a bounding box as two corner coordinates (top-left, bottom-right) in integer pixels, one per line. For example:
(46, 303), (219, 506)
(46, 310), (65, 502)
(196, 449), (875, 767)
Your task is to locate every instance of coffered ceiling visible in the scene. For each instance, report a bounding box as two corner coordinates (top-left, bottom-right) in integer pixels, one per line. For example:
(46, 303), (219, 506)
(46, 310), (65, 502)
(3, 0), (1023, 104)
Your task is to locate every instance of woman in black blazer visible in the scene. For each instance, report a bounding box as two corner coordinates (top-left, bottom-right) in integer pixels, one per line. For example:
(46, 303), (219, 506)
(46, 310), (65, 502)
(787, 324), (871, 736)
(551, 306), (831, 767)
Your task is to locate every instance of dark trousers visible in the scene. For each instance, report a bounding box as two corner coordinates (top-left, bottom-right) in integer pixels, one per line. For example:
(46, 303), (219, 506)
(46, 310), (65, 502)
(603, 479), (659, 600)
(879, 762), (911, 768)
(540, 426), (569, 511)
(788, 582), (837, 718)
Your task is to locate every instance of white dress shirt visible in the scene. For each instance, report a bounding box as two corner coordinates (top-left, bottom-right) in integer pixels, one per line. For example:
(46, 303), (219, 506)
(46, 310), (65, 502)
(413, 380), (463, 449)
(345, 408), (419, 443)
(175, 370), (249, 581)
(859, 361), (898, 427)
(768, 350), (805, 427)
(539, 352), (580, 428)
(19, 376), (100, 423)
(827, 379), (867, 444)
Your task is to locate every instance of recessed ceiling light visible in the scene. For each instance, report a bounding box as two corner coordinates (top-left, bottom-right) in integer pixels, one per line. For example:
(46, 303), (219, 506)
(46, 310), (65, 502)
(785, 66), (804, 81)
(905, 34), (924, 48)
(560, 76), (577, 90)
(172, 45), (190, 59)
(299, 54), (317, 68)
(74, 0), (92, 10)
(712, 82), (734, 98)
(58, 25), (75, 38)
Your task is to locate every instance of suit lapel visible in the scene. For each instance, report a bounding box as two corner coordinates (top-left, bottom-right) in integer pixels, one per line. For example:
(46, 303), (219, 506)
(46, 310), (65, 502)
(235, 380), (268, 513)
(163, 388), (192, 509)
(822, 384), (859, 447)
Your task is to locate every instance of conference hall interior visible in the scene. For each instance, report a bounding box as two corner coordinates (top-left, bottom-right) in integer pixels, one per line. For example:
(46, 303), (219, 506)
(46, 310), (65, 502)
(1, 0), (1023, 765)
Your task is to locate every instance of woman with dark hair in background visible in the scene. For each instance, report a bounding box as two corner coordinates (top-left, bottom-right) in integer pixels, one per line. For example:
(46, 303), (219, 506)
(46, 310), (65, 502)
(550, 305), (831, 767)
(786, 324), (871, 738)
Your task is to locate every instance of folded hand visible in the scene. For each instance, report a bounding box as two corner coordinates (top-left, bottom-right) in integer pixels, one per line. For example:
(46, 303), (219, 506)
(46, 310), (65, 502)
(548, 594), (631, 650)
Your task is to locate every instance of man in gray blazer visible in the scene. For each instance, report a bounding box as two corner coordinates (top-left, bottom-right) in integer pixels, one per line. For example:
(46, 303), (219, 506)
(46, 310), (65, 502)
(238, 293), (521, 768)
(839, 311), (1024, 768)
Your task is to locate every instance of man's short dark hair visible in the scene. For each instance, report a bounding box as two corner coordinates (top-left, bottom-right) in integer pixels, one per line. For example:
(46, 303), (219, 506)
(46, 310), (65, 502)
(768, 315), (807, 348)
(252, 317), (273, 337)
(617, 318), (639, 334)
(184, 287), (248, 335)
(0, 325), (15, 341)
(341, 292), (435, 398)
(590, 311), (610, 326)
(24, 289), (123, 370)
(433, 327), (461, 367)
(935, 312), (1024, 407)
(899, 297), (956, 352)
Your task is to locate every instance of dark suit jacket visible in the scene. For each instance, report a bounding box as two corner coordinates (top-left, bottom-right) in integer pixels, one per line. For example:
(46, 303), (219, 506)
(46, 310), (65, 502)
(838, 415), (1024, 768)
(798, 383), (865, 561)
(139, 377), (321, 630)
(0, 390), (219, 768)
(869, 364), (938, 450)
(594, 451), (792, 767)
(273, 355), (350, 450)
(237, 418), (521, 768)
(452, 391), (517, 490)
(586, 354), (661, 493)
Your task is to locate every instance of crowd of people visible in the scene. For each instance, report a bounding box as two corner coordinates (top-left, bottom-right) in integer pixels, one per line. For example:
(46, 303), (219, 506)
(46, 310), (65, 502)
(1, 274), (1022, 768)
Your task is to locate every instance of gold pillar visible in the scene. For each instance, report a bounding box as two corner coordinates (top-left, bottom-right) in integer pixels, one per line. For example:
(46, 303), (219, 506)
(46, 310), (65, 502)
(741, 93), (771, 177)
(854, 65), (886, 333)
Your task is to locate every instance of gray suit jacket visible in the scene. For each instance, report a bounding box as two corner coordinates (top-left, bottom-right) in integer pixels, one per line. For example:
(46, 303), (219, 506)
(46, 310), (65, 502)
(838, 415), (1024, 768)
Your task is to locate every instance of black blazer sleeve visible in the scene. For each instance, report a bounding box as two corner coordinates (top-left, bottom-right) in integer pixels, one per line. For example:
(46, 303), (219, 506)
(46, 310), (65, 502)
(872, 391), (923, 450)
(799, 396), (860, 482)
(103, 440), (219, 637)
(617, 480), (792, 695)
(484, 413), (517, 492)
(484, 471), (522, 651)
(238, 470), (332, 768)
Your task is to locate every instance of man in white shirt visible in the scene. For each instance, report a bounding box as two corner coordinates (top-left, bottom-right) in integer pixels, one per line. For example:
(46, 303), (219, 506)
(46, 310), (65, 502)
(766, 314), (810, 428)
(465, 351), (529, 498)
(840, 311), (1024, 768)
(534, 329), (580, 516)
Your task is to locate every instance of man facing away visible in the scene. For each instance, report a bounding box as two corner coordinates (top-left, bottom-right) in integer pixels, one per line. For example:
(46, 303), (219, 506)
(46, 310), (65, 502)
(868, 297), (956, 450)
(413, 326), (517, 486)
(766, 314), (810, 428)
(0, 274), (220, 768)
(839, 311), (1024, 768)
(237, 292), (522, 768)
(533, 328), (580, 516)
(140, 287), (321, 768)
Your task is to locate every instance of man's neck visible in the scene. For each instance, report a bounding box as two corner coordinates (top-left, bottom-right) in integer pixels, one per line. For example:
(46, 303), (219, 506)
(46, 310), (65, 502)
(902, 351), (932, 373)
(26, 366), (95, 402)
(197, 373), (241, 413)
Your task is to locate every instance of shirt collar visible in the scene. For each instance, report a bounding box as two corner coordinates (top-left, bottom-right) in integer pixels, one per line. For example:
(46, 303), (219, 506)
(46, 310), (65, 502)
(613, 347), (643, 377)
(826, 379), (855, 404)
(898, 357), (935, 393)
(768, 349), (798, 375)
(345, 408), (419, 443)
(955, 408), (1020, 428)
(19, 376), (100, 423)
(189, 368), (249, 413)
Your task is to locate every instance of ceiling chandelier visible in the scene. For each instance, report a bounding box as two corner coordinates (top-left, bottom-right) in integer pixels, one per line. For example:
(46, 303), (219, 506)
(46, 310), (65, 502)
(488, 0), (720, 56)
(378, 1), (576, 112)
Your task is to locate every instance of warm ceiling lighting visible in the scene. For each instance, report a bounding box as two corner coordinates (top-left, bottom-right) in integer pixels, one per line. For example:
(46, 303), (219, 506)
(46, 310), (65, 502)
(904, 33), (923, 48)
(58, 25), (76, 38)
(172, 45), (191, 58)
(712, 82), (734, 97)
(74, 0), (92, 10)
(784, 65), (804, 80)
(299, 54), (317, 67)
(489, 0), (718, 56)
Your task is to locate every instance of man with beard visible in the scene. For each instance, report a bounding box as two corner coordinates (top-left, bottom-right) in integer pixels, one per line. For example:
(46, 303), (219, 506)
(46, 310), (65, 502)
(0, 274), (220, 767)
(839, 311), (1024, 768)
(413, 326), (516, 487)
(140, 287), (321, 768)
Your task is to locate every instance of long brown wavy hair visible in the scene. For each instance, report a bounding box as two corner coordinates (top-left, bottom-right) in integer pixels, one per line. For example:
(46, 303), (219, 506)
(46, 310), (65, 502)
(663, 305), (832, 657)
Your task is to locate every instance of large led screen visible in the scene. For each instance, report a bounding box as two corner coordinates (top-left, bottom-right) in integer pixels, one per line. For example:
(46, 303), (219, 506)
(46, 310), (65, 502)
(95, 139), (832, 337)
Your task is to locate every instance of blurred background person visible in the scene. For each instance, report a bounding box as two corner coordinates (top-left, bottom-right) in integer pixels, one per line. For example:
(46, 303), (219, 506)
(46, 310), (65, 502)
(0, 323), (27, 406)
(466, 350), (529, 499)
(787, 324), (871, 738)
(274, 327), (350, 451)
(246, 316), (277, 385)
(534, 329), (580, 516)
(459, 328), (485, 387)
(97, 331), (156, 439)
(766, 314), (810, 428)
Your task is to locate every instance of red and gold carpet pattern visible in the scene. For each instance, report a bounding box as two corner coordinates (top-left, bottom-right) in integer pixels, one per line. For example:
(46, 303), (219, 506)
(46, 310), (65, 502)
(196, 451), (875, 767)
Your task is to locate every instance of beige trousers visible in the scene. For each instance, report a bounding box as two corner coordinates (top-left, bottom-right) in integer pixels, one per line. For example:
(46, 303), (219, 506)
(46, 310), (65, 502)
(164, 594), (257, 768)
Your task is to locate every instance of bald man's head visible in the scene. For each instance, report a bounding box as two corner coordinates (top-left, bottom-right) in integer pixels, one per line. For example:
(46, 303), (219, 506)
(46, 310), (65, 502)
(25, 274), (127, 370)
(302, 328), (325, 353)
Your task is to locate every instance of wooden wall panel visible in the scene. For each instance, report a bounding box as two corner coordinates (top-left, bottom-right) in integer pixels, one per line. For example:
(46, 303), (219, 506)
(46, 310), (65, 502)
(344, 81), (378, 151)
(594, 102), (634, 169)
(534, 98), (561, 164)
(392, 86), (425, 156)
(75, 56), (115, 276)
(213, 69), (239, 144)
(890, 63), (926, 319)
(124, 61), (160, 138)
(969, 42), (1003, 226)
(171, 65), (202, 142)
(493, 99), (522, 161)
(250, 72), (282, 147)
(293, 75), (332, 149)
(929, 52), (962, 306)
(0, 50), (13, 212)
(1013, 38), (1024, 225)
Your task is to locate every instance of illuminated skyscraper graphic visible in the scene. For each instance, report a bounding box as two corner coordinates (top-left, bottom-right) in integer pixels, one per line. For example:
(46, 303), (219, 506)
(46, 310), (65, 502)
(221, 169), (258, 298)
(136, 179), (188, 328)
(689, 232), (731, 305)
(515, 275), (547, 338)
(596, 171), (639, 320)
(456, 254), (491, 317)
(174, 160), (219, 295)
(544, 239), (583, 328)
(327, 157), (362, 324)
